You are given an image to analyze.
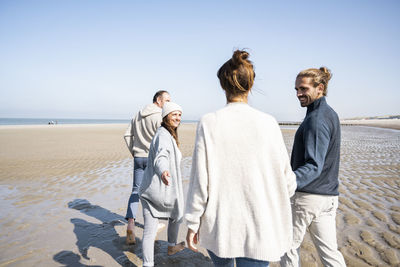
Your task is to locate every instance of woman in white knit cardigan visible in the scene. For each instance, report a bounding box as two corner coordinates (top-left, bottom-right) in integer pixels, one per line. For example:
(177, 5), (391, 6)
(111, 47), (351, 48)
(139, 102), (186, 267)
(185, 50), (297, 267)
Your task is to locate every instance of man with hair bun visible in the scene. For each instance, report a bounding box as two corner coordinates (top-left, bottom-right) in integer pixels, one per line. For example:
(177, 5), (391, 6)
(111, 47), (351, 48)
(281, 67), (346, 267)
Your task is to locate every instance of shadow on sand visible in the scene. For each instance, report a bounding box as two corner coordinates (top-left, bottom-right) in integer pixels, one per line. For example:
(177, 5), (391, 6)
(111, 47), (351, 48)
(53, 199), (211, 266)
(55, 199), (140, 266)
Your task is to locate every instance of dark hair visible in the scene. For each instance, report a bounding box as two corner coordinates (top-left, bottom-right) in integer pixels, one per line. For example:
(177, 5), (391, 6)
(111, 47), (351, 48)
(161, 115), (179, 146)
(217, 50), (255, 101)
(296, 67), (332, 96)
(153, 90), (169, 103)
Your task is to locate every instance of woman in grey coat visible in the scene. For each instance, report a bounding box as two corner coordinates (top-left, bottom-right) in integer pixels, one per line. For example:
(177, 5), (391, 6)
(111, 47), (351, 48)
(139, 102), (185, 267)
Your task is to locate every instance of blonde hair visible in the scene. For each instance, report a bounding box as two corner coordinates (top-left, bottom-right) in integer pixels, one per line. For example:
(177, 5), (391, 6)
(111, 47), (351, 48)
(217, 50), (255, 101)
(297, 67), (332, 96)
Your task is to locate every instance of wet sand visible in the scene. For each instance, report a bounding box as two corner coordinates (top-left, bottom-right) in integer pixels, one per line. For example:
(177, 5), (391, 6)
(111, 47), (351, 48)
(280, 125), (400, 267)
(341, 119), (400, 131)
(0, 122), (399, 266)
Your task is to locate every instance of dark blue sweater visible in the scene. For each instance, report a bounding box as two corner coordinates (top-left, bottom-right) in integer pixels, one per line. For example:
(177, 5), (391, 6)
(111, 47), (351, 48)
(291, 97), (341, 196)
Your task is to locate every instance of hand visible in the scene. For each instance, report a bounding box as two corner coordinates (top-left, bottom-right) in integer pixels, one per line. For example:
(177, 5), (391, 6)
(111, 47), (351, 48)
(161, 171), (170, 186)
(186, 228), (198, 252)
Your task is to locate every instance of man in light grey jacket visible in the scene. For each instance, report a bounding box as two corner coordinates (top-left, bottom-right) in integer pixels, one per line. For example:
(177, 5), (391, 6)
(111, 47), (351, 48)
(123, 90), (170, 245)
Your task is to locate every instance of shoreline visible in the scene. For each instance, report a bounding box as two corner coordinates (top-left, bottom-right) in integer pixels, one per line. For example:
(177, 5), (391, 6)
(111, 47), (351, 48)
(280, 119), (400, 131)
(1, 119), (399, 130)
(0, 123), (128, 129)
(340, 119), (400, 130)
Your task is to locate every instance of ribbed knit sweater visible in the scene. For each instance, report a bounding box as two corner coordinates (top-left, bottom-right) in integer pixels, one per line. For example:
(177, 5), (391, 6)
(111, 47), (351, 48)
(185, 103), (297, 261)
(291, 97), (341, 195)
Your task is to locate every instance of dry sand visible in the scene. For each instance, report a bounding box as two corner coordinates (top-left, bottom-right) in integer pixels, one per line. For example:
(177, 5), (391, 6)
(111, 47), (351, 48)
(0, 122), (399, 266)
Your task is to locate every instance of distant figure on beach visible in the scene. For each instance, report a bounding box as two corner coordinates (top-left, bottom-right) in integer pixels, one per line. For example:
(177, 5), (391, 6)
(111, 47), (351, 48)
(123, 90), (170, 245)
(185, 50), (297, 267)
(280, 67), (346, 267)
(139, 102), (186, 266)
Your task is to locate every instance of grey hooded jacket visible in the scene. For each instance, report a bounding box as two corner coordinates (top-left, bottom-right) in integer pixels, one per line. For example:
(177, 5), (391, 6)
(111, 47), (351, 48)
(124, 103), (162, 157)
(139, 127), (184, 221)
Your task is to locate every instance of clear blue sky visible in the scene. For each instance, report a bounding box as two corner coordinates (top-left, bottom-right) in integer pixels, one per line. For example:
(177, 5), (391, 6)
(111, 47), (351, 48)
(1, 0), (399, 121)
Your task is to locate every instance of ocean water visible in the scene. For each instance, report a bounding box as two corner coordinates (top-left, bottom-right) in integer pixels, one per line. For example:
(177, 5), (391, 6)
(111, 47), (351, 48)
(0, 118), (200, 126)
(0, 118), (130, 125)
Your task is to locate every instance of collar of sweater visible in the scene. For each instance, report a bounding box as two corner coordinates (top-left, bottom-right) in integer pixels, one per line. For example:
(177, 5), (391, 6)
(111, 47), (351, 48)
(226, 101), (249, 106)
(306, 96), (326, 115)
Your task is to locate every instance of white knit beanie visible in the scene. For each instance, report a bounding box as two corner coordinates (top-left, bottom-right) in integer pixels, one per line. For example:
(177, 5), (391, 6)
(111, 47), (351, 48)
(162, 102), (183, 118)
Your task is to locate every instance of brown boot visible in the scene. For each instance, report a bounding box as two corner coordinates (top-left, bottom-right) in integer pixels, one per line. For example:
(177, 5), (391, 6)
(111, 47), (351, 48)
(126, 229), (136, 245)
(167, 241), (185, 255)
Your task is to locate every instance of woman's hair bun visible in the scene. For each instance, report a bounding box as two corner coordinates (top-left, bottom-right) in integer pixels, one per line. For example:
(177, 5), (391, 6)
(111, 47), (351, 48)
(232, 50), (249, 66)
(217, 49), (255, 98)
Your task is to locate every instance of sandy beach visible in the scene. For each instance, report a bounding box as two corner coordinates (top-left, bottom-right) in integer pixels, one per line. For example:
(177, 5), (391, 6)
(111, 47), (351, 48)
(0, 121), (399, 266)
(341, 119), (400, 131)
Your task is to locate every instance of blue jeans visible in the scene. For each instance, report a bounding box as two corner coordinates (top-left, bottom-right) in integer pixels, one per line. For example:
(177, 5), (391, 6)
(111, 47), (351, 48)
(125, 157), (147, 219)
(208, 250), (269, 267)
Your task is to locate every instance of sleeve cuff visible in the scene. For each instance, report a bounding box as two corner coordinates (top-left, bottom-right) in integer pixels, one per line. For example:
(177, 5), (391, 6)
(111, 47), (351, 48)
(185, 218), (200, 233)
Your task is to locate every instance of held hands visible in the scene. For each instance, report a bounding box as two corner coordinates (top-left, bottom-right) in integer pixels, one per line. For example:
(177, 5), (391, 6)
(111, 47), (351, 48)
(161, 171), (170, 186)
(186, 228), (199, 252)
